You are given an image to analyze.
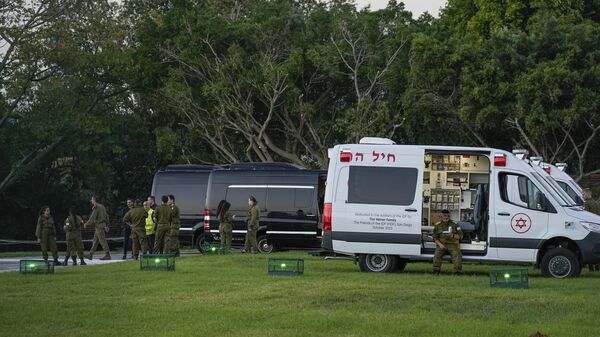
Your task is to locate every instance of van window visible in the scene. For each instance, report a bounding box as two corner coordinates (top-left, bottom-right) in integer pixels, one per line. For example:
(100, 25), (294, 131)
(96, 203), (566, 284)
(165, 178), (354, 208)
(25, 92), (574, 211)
(295, 189), (313, 209)
(499, 173), (555, 212)
(556, 181), (584, 206)
(348, 166), (418, 206)
(226, 187), (267, 211)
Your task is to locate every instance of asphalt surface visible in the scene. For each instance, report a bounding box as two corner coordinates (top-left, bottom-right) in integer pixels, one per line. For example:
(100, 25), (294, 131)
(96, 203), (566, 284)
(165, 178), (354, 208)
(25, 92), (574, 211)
(0, 251), (203, 272)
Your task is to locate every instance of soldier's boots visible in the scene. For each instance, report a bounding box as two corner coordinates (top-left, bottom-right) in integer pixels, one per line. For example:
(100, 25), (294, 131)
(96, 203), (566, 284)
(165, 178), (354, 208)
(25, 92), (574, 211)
(53, 258), (62, 266)
(99, 253), (111, 260)
(71, 256), (77, 266)
(79, 258), (87, 265)
(433, 269), (441, 275)
(63, 257), (69, 266)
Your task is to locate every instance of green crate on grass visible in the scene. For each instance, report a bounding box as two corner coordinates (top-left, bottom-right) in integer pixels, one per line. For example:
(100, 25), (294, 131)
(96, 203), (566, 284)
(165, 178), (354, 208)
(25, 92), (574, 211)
(201, 243), (228, 254)
(20, 260), (53, 274)
(140, 254), (175, 271)
(489, 268), (528, 289)
(268, 258), (304, 276)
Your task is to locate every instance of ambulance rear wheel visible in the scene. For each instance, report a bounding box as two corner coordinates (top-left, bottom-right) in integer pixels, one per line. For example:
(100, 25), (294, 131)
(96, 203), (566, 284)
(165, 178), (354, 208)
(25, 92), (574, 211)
(358, 254), (397, 273)
(541, 247), (580, 278)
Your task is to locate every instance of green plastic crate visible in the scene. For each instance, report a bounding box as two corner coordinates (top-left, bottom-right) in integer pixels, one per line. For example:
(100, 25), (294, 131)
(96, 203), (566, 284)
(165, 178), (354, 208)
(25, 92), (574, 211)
(201, 243), (229, 254)
(140, 254), (175, 271)
(20, 260), (54, 274)
(268, 258), (304, 276)
(489, 268), (528, 289)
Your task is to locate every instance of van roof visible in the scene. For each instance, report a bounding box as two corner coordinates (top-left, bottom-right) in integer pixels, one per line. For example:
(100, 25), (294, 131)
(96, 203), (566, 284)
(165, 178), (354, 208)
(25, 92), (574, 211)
(335, 143), (501, 155)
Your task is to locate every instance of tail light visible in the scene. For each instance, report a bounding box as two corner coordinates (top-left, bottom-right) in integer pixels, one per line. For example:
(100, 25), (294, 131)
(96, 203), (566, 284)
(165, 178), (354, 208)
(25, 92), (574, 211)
(323, 203), (332, 232)
(204, 209), (211, 231)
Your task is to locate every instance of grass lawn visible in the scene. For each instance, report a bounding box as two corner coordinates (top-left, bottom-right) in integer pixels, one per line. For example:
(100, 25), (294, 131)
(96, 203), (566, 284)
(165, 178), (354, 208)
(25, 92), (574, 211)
(1, 252), (599, 337)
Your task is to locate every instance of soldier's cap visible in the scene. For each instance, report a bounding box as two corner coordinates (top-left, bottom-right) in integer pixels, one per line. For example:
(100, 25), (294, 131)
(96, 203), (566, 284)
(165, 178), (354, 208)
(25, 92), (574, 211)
(441, 209), (450, 215)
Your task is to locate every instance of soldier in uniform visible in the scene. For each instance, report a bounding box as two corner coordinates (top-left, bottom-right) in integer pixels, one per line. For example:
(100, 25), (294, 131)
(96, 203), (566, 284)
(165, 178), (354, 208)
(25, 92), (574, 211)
(432, 209), (463, 275)
(121, 198), (133, 259)
(63, 208), (87, 266)
(84, 196), (111, 260)
(583, 188), (600, 215)
(145, 198), (156, 253)
(217, 200), (233, 252)
(153, 195), (172, 254)
(166, 194), (181, 256)
(123, 200), (148, 260)
(242, 196), (260, 254)
(36, 206), (61, 266)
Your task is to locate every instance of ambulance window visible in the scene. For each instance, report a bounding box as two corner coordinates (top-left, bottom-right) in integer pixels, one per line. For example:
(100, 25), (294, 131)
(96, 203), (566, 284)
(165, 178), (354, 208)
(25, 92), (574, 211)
(348, 166), (418, 205)
(556, 181), (584, 206)
(499, 173), (556, 212)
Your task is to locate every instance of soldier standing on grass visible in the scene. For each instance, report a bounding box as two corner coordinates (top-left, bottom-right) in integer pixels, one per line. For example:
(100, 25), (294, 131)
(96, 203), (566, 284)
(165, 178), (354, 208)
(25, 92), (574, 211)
(432, 209), (463, 275)
(166, 195), (181, 256)
(36, 206), (61, 266)
(121, 198), (133, 259)
(85, 196), (111, 260)
(242, 196), (260, 254)
(63, 208), (87, 266)
(153, 195), (172, 254)
(123, 200), (148, 260)
(217, 200), (233, 252)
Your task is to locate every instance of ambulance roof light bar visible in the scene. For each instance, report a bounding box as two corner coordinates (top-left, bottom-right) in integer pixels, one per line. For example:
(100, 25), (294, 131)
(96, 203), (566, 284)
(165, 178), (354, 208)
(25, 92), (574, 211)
(540, 163), (551, 174)
(530, 156), (544, 166)
(512, 149), (529, 160)
(494, 153), (507, 167)
(555, 163), (568, 172)
(359, 137), (396, 145)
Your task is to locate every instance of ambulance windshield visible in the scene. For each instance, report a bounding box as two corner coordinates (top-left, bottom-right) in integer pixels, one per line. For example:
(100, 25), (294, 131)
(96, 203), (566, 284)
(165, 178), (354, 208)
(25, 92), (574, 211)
(531, 172), (578, 207)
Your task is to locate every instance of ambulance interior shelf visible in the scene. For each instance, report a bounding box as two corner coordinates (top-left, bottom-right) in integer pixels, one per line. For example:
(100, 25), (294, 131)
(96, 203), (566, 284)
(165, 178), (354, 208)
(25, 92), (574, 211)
(422, 153), (490, 245)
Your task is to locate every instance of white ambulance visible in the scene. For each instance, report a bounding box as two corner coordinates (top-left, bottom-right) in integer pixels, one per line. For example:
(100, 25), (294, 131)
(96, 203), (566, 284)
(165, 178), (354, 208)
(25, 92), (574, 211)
(539, 162), (584, 206)
(321, 137), (600, 278)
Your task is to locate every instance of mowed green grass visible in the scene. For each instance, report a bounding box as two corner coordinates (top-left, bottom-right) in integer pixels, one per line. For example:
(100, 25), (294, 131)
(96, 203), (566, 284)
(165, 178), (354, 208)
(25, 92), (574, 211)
(1, 252), (599, 337)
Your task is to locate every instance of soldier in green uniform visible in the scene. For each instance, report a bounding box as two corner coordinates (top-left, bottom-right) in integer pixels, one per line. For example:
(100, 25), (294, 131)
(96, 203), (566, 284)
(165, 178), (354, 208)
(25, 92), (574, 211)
(152, 195), (172, 254)
(166, 194), (181, 256)
(242, 196), (260, 254)
(63, 208), (87, 266)
(432, 209), (463, 275)
(217, 200), (233, 253)
(36, 206), (61, 266)
(123, 200), (148, 260)
(583, 188), (600, 215)
(84, 196), (111, 260)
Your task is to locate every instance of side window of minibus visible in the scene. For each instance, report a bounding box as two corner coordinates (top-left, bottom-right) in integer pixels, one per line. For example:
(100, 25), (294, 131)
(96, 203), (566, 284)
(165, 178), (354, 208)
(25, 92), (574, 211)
(499, 172), (556, 212)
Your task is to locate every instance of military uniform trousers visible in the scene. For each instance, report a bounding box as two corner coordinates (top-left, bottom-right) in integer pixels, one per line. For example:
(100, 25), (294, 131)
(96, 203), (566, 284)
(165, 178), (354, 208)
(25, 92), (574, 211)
(244, 226), (258, 253)
(153, 223), (170, 254)
(90, 223), (110, 254)
(40, 229), (58, 260)
(167, 224), (180, 256)
(219, 224), (232, 250)
(433, 242), (462, 273)
(66, 231), (85, 259)
(130, 227), (148, 258)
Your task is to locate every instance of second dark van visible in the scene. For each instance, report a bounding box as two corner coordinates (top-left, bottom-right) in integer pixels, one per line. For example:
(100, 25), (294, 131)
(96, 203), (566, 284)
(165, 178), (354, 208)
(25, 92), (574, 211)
(203, 163), (326, 252)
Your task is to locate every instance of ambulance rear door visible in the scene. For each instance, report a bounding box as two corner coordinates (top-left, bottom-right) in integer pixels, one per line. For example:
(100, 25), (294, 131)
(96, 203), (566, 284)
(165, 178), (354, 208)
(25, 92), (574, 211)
(331, 146), (424, 256)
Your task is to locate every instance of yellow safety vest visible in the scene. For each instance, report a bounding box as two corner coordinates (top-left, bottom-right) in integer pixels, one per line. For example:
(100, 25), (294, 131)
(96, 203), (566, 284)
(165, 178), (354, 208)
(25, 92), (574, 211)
(145, 208), (155, 235)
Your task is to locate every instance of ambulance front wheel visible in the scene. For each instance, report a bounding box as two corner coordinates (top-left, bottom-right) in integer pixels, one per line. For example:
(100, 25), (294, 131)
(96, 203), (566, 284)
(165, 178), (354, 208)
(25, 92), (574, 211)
(541, 247), (580, 278)
(358, 254), (397, 273)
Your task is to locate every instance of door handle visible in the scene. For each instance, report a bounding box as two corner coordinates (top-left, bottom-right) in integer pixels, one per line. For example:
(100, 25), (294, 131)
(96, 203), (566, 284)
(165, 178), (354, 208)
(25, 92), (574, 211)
(406, 208), (418, 212)
(497, 212), (510, 216)
(306, 213), (316, 217)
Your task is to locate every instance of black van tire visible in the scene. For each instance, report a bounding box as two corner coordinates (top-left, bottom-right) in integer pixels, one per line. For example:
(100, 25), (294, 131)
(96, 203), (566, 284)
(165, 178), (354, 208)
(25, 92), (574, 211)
(358, 254), (397, 273)
(541, 247), (580, 278)
(257, 235), (275, 253)
(195, 235), (206, 253)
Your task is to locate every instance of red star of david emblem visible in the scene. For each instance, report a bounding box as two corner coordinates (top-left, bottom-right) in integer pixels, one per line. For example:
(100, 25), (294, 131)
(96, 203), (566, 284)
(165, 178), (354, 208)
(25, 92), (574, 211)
(515, 218), (527, 229)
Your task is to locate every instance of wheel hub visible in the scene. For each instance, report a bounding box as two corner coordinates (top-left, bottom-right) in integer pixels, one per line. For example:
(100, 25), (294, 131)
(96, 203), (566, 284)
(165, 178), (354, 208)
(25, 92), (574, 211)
(549, 255), (571, 278)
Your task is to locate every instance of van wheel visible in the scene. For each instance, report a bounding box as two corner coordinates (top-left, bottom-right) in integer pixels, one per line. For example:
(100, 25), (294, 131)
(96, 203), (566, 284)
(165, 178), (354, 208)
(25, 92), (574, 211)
(358, 254), (397, 273)
(541, 247), (580, 278)
(257, 235), (274, 253)
(195, 235), (206, 253)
